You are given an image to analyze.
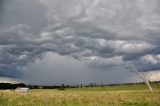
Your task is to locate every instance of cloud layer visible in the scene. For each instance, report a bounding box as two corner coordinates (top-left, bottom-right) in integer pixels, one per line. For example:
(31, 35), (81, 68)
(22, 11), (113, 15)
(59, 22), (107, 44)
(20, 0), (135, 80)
(0, 0), (160, 83)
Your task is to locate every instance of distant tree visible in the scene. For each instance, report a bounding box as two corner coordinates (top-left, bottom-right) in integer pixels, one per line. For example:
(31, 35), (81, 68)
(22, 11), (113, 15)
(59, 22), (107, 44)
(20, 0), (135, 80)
(61, 84), (64, 88)
(126, 63), (153, 92)
(80, 84), (83, 88)
(57, 84), (65, 90)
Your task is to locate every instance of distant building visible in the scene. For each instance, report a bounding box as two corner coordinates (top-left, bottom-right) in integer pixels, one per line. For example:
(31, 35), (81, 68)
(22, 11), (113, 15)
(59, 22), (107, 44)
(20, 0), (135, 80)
(15, 87), (30, 92)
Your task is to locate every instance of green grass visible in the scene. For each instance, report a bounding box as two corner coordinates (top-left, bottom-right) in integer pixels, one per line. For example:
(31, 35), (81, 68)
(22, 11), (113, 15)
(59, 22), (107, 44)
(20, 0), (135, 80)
(0, 83), (160, 106)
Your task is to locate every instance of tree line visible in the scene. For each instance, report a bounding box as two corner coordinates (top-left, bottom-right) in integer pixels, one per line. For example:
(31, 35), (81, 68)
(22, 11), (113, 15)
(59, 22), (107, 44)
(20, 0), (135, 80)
(0, 81), (159, 90)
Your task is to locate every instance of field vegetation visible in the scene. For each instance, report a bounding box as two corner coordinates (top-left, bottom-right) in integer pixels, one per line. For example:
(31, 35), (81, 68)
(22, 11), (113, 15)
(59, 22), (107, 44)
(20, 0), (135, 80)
(0, 83), (160, 106)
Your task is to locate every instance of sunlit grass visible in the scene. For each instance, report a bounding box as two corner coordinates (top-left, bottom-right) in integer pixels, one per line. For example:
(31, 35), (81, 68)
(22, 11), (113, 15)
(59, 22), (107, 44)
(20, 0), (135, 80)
(0, 83), (160, 106)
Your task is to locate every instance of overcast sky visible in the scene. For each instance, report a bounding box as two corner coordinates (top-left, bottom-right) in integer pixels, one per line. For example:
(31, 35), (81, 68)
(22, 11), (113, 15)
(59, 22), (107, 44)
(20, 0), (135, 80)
(0, 0), (160, 85)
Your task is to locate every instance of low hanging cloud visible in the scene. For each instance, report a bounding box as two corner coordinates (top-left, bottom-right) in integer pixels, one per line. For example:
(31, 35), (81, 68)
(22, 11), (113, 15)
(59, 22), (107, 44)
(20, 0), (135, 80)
(0, 0), (160, 81)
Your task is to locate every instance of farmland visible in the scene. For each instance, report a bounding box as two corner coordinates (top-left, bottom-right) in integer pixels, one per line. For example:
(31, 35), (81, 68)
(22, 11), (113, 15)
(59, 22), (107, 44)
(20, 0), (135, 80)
(0, 83), (160, 106)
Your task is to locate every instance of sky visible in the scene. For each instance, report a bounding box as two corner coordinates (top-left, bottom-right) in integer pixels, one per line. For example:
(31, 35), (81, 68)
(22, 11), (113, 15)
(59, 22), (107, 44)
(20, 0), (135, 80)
(0, 0), (160, 85)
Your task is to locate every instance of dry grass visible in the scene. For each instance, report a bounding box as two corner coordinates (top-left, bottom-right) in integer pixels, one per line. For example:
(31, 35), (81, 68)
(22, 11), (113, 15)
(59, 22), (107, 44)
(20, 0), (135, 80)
(0, 89), (160, 106)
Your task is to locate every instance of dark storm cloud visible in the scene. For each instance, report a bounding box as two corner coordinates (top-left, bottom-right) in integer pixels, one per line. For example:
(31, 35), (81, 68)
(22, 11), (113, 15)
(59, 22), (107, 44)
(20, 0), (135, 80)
(0, 0), (160, 79)
(0, 0), (4, 17)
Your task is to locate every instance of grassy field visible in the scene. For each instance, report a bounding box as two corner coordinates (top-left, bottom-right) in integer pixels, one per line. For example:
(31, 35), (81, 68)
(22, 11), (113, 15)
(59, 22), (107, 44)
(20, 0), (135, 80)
(0, 83), (160, 106)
